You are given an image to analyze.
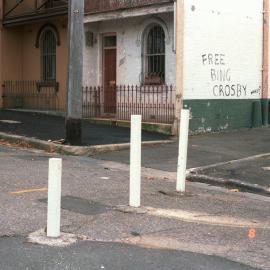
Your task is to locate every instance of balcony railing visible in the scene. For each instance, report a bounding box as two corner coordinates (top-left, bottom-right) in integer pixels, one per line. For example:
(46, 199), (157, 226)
(85, 0), (173, 14)
(3, 0), (68, 26)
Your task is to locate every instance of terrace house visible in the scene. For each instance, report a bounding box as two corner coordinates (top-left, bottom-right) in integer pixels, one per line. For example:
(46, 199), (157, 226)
(83, 0), (176, 126)
(1, 0), (269, 134)
(0, 0), (68, 111)
(83, 0), (267, 133)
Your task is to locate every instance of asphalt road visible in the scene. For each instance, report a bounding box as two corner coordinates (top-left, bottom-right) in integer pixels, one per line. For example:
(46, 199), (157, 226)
(1, 145), (269, 270)
(0, 237), (260, 270)
(94, 127), (270, 171)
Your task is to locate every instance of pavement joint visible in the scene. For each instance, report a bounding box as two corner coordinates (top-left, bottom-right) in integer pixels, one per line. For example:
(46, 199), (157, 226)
(114, 204), (270, 229)
(0, 131), (174, 156)
(187, 152), (270, 174)
(187, 174), (270, 197)
(27, 229), (82, 247)
(158, 190), (194, 197)
(144, 207), (270, 229)
(114, 205), (148, 215)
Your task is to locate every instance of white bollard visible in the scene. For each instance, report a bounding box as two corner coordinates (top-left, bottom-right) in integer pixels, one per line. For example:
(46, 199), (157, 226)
(176, 109), (190, 193)
(47, 158), (62, 238)
(129, 115), (142, 208)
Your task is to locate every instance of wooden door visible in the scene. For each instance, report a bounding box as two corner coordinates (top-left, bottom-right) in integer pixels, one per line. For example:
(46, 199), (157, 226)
(103, 39), (116, 114)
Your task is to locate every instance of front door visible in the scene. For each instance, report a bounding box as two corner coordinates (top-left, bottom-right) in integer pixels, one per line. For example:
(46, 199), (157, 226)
(103, 35), (117, 114)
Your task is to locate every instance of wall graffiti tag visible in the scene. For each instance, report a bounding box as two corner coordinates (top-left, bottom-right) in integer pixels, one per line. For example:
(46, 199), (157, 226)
(202, 53), (247, 98)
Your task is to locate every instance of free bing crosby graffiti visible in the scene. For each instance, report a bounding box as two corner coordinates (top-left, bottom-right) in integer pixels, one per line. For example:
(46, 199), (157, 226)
(202, 53), (247, 97)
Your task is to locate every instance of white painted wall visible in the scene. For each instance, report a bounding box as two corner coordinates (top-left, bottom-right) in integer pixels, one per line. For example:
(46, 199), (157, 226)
(183, 0), (263, 100)
(83, 13), (176, 86)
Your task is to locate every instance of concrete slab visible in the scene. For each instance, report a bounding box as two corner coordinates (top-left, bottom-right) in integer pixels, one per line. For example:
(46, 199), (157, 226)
(0, 236), (259, 270)
(39, 196), (110, 216)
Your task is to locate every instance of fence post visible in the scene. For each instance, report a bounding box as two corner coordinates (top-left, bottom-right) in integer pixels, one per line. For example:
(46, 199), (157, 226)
(130, 115), (142, 208)
(47, 158), (62, 238)
(176, 109), (190, 193)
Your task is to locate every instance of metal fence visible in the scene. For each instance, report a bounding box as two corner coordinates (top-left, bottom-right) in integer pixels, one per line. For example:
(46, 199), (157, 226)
(85, 0), (172, 13)
(2, 81), (175, 124)
(82, 85), (175, 124)
(2, 81), (61, 111)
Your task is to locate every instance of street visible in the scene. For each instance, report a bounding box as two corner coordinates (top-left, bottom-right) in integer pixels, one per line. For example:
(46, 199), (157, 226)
(0, 237), (260, 270)
(0, 144), (269, 270)
(1, 0), (270, 269)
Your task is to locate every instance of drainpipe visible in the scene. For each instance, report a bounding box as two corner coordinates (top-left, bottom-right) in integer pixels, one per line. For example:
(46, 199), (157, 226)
(173, 0), (177, 52)
(172, 0), (184, 136)
(0, 0), (3, 109)
(262, 0), (269, 125)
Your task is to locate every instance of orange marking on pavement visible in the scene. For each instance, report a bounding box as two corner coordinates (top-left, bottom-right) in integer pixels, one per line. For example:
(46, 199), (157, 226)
(248, 229), (256, 239)
(10, 188), (48, 195)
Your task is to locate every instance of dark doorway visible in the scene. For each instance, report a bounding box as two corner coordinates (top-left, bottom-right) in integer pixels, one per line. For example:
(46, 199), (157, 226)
(103, 35), (117, 114)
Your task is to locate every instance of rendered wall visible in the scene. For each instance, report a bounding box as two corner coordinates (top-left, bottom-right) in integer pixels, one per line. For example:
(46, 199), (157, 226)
(21, 19), (68, 110)
(182, 0), (264, 132)
(83, 13), (176, 86)
(0, 19), (68, 110)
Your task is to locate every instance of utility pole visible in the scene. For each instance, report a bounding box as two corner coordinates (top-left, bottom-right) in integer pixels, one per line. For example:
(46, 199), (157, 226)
(65, 0), (84, 145)
(172, 0), (184, 136)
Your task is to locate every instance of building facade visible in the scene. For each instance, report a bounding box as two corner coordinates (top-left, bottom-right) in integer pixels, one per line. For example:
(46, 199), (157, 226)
(0, 0), (269, 134)
(83, 0), (176, 125)
(0, 0), (68, 111)
(182, 0), (265, 132)
(83, 0), (268, 133)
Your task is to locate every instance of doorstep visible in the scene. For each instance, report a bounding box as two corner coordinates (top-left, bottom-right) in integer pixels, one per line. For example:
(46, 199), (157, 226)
(86, 118), (173, 135)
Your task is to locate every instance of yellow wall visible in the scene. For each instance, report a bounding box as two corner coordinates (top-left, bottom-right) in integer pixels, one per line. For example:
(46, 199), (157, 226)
(0, 17), (68, 110)
(4, 0), (37, 18)
(0, 25), (24, 108)
(21, 19), (68, 110)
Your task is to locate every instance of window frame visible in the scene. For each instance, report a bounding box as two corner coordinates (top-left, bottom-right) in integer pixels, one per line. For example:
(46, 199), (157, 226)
(40, 28), (57, 83)
(142, 23), (166, 86)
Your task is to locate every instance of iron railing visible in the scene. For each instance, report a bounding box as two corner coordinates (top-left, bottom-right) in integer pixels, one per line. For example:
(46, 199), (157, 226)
(2, 81), (175, 124)
(82, 85), (175, 124)
(4, 0), (68, 18)
(2, 81), (62, 111)
(85, 0), (173, 14)
(3, 0), (68, 27)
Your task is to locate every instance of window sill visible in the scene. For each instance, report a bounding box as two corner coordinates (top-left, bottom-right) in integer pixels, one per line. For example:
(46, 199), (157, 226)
(37, 81), (59, 92)
(140, 84), (169, 93)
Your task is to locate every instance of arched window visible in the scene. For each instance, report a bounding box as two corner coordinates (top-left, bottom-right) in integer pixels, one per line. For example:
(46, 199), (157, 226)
(41, 29), (56, 82)
(144, 24), (165, 85)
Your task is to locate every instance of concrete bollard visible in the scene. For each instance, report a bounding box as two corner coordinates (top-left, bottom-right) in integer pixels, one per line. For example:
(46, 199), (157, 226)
(129, 115), (142, 208)
(47, 158), (62, 238)
(176, 109), (190, 193)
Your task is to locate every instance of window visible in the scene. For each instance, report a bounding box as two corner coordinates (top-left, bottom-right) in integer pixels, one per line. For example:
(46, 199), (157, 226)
(104, 36), (117, 48)
(43, 0), (66, 8)
(41, 29), (56, 82)
(144, 24), (165, 85)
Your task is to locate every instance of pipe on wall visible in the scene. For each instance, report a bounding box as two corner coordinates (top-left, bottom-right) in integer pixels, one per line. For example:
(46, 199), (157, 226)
(262, 0), (269, 125)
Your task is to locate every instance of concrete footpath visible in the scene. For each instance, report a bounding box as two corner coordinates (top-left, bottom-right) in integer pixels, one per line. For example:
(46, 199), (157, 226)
(95, 127), (270, 195)
(0, 110), (270, 195)
(0, 145), (269, 270)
